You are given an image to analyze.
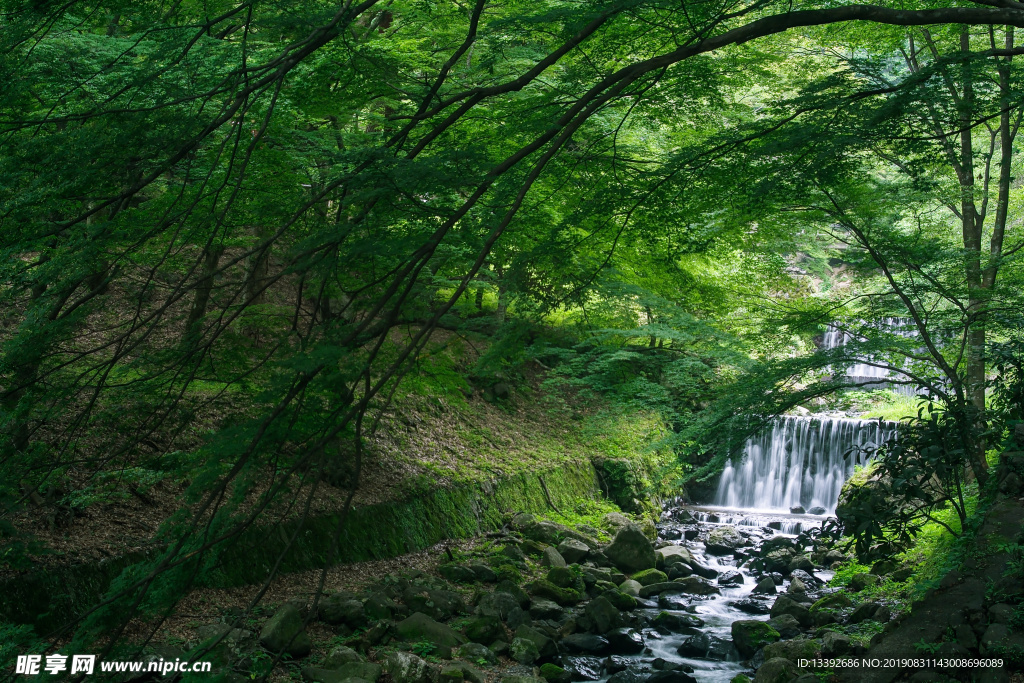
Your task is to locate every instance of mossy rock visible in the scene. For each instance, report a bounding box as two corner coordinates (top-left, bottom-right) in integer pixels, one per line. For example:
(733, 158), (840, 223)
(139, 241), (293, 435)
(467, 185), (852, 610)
(631, 568), (668, 586)
(527, 580), (582, 606)
(731, 619), (781, 658)
(539, 664), (571, 683)
(730, 676), (752, 683)
(546, 567), (585, 592)
(601, 590), (637, 611)
(811, 593), (852, 612)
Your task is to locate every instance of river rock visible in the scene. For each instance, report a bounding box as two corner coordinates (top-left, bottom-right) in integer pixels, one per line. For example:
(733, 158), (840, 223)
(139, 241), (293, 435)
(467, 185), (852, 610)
(849, 573), (879, 591)
(770, 596), (811, 627)
(676, 632), (735, 660)
(561, 633), (611, 655)
(807, 506), (827, 515)
(718, 570), (744, 586)
(457, 643), (498, 665)
(558, 539), (591, 564)
(260, 604), (312, 658)
(318, 594), (366, 627)
(606, 628), (645, 654)
(731, 620), (781, 657)
(789, 506), (806, 514)
(675, 576), (720, 595)
(540, 663), (572, 683)
(730, 598), (772, 615)
(605, 525), (657, 573)
(529, 599), (565, 621)
(583, 596), (621, 634)
(607, 670), (649, 683)
(528, 579), (583, 606)
(821, 631), (852, 656)
(384, 651), (433, 683)
(464, 615), (505, 644)
(754, 657), (801, 683)
(542, 547), (567, 568)
(766, 614), (801, 639)
(560, 656), (603, 681)
(705, 526), (746, 555)
(752, 576), (777, 595)
(477, 592), (522, 621)
(632, 568), (668, 586)
(656, 546), (695, 568)
(516, 625), (557, 658)
(651, 611), (703, 633)
(666, 564), (693, 580)
(397, 612), (466, 658)
(440, 564), (477, 583)
(525, 521), (573, 545)
(619, 579), (642, 597)
(658, 594), (690, 611)
(848, 602), (880, 623)
(511, 637), (540, 665)
(322, 645), (362, 668)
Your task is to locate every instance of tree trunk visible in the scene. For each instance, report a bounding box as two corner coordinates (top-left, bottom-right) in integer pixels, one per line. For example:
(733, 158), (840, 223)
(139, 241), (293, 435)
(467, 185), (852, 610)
(184, 244), (224, 338)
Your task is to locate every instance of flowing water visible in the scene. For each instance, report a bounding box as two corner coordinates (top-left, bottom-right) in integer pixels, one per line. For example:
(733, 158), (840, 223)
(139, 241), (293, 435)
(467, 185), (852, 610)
(821, 318), (920, 395)
(711, 415), (897, 514)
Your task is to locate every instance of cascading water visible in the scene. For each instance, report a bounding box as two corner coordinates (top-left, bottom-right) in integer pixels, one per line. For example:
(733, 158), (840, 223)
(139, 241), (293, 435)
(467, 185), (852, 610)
(711, 415), (897, 513)
(821, 317), (920, 395)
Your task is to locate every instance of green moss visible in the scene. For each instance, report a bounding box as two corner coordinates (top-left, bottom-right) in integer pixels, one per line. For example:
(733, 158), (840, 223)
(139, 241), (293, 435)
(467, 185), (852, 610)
(811, 593), (853, 611)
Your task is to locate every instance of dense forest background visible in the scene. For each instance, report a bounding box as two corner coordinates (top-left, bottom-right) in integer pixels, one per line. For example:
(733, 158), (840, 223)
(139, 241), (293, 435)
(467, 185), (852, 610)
(2, 0), (1024, 677)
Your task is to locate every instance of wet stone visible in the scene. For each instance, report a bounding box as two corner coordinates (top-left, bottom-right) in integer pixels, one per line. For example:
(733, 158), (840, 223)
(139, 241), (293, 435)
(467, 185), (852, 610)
(559, 656), (602, 682)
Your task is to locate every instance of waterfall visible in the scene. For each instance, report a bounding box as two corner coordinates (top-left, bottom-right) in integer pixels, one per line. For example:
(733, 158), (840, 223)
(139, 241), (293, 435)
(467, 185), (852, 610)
(822, 318), (920, 395)
(712, 415), (897, 514)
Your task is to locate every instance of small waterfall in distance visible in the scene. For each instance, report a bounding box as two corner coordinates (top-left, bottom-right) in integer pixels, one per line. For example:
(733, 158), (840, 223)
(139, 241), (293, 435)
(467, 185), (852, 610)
(821, 318), (920, 396)
(711, 415), (897, 514)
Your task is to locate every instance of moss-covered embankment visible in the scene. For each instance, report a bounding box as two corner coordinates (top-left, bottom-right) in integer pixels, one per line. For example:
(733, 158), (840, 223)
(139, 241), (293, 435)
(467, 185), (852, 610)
(0, 455), (662, 633)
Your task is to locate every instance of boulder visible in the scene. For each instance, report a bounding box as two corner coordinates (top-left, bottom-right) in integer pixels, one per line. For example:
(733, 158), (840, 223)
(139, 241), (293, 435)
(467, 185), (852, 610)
(540, 663), (572, 683)
(464, 615), (505, 645)
(718, 570), (744, 586)
(604, 524), (657, 574)
(705, 526), (747, 555)
(606, 628), (645, 654)
(676, 633), (735, 660)
(561, 633), (611, 655)
(789, 506), (806, 514)
(384, 651), (433, 683)
(260, 604), (312, 658)
(456, 643), (497, 665)
(560, 656), (603, 681)
(766, 615), (801, 639)
(731, 620), (781, 658)
(528, 579), (583, 606)
(807, 507), (827, 515)
(542, 547), (567, 568)
(318, 594), (366, 627)
(510, 637), (540, 665)
(674, 576), (720, 596)
(547, 567), (585, 592)
(821, 631), (852, 657)
(619, 579), (642, 597)
(515, 624), (557, 659)
(730, 598), (772, 615)
(396, 612), (467, 658)
(525, 521), (574, 545)
(849, 573), (879, 592)
(322, 645), (362, 668)
(752, 577), (777, 595)
(477, 592), (522, 621)
(810, 593), (851, 611)
(770, 596), (811, 627)
(787, 555), (814, 574)
(651, 611), (703, 634)
(584, 596), (621, 634)
(445, 663), (485, 683)
(440, 564), (477, 584)
(848, 602), (880, 624)
(301, 668), (370, 683)
(602, 590), (637, 611)
(558, 539), (591, 564)
(656, 546), (696, 569)
(632, 568), (669, 586)
(754, 658), (801, 683)
(529, 599), (565, 621)
(495, 581), (530, 609)
(512, 513), (538, 528)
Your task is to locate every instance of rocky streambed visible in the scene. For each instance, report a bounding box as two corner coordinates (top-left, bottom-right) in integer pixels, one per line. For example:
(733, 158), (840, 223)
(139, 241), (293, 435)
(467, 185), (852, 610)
(184, 505), (892, 683)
